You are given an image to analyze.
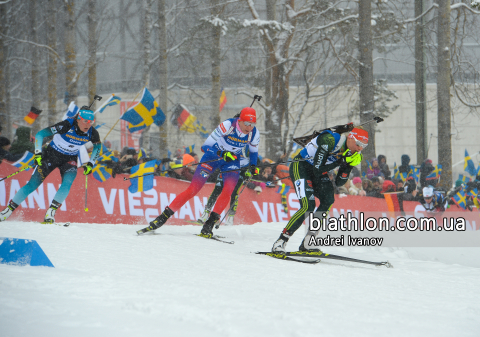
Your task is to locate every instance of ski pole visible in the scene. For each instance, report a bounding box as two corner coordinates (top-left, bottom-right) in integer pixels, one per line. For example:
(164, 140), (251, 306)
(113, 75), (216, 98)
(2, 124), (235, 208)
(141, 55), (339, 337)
(123, 157), (224, 181)
(249, 95), (262, 107)
(84, 175), (89, 212)
(218, 156), (313, 175)
(0, 166), (33, 182)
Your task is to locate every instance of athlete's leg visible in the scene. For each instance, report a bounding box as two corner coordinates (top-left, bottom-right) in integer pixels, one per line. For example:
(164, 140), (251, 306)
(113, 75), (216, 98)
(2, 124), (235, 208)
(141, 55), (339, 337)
(272, 161), (315, 252)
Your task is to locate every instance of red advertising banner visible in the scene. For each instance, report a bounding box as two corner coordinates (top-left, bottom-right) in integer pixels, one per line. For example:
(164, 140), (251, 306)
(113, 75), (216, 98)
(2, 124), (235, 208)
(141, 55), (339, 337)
(1, 164), (479, 230)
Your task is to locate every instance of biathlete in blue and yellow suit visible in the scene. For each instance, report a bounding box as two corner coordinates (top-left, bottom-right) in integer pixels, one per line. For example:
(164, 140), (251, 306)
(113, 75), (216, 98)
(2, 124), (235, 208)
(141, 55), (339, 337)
(138, 107), (261, 236)
(0, 109), (102, 224)
(271, 127), (369, 253)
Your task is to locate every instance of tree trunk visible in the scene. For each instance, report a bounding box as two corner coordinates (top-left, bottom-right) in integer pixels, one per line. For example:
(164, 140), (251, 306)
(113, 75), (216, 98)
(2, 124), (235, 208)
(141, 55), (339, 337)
(87, 0), (97, 110)
(415, 0), (428, 165)
(210, 0), (221, 129)
(30, 0), (42, 134)
(157, 0), (168, 157)
(47, 0), (58, 125)
(0, 4), (8, 136)
(436, 0), (452, 188)
(64, 0), (77, 105)
(358, 0), (376, 162)
(143, 0), (152, 86)
(263, 0), (284, 160)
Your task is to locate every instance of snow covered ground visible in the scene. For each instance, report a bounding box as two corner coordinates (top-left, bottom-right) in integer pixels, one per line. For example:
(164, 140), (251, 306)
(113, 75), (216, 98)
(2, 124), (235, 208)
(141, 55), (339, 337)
(1, 221), (479, 337)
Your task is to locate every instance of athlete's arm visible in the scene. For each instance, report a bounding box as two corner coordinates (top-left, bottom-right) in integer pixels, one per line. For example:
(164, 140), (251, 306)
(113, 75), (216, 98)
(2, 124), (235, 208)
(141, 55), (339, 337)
(248, 129), (260, 166)
(201, 120), (232, 155)
(312, 133), (341, 175)
(34, 119), (72, 153)
(89, 128), (102, 165)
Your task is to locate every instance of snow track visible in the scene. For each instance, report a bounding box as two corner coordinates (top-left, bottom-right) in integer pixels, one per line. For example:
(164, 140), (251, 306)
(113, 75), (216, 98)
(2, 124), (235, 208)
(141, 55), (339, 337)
(1, 221), (479, 337)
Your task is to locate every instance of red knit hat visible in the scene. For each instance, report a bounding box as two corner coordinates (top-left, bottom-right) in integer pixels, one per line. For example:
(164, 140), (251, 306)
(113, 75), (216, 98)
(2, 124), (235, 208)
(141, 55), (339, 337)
(239, 107), (256, 123)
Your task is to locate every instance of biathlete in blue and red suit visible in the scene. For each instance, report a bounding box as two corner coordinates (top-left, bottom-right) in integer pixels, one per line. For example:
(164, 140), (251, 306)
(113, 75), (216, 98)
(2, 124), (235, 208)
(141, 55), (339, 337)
(137, 107), (261, 237)
(0, 109), (101, 224)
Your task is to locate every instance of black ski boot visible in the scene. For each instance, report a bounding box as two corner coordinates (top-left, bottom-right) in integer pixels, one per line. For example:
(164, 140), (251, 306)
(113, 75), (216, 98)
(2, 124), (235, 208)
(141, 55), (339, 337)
(137, 207), (174, 235)
(200, 212), (221, 238)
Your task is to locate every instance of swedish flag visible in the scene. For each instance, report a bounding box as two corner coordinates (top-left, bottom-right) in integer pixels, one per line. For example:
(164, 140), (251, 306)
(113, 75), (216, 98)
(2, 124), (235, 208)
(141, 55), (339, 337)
(290, 143), (302, 159)
(426, 164), (442, 180)
(11, 151), (34, 169)
(368, 160), (374, 171)
(464, 149), (477, 176)
(453, 188), (467, 209)
(185, 144), (195, 154)
(138, 148), (147, 160)
(96, 94), (121, 113)
(459, 174), (470, 183)
(97, 151), (118, 163)
(468, 188), (478, 198)
(276, 184), (290, 195)
(92, 165), (112, 182)
(121, 88), (166, 133)
(411, 166), (420, 184)
(393, 162), (399, 180)
(128, 160), (158, 193)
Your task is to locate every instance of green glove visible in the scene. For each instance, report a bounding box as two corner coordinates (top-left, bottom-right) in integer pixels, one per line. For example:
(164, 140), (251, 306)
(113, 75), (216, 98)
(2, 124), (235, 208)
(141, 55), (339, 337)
(83, 162), (94, 175)
(245, 165), (260, 177)
(342, 150), (363, 166)
(34, 153), (42, 166)
(218, 151), (237, 162)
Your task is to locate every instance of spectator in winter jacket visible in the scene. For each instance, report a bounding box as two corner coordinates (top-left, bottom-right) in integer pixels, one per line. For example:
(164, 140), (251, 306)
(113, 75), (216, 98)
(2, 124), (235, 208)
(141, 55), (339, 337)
(366, 158), (381, 179)
(367, 177), (384, 198)
(378, 154), (391, 180)
(398, 154), (411, 176)
(337, 179), (351, 195)
(0, 137), (23, 164)
(381, 180), (396, 193)
(350, 177), (366, 196)
(362, 178), (373, 195)
(9, 126), (34, 155)
(420, 158), (435, 188)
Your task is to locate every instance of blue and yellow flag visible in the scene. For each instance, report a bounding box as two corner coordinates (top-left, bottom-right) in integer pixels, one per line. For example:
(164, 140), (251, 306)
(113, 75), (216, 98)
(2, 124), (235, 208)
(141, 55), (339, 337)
(11, 151), (34, 169)
(138, 148), (147, 160)
(276, 184), (291, 195)
(184, 144), (195, 154)
(426, 164), (442, 180)
(95, 94), (121, 114)
(121, 88), (166, 133)
(219, 88), (227, 112)
(468, 188), (478, 198)
(366, 160), (373, 171)
(459, 174), (470, 183)
(464, 149), (477, 176)
(453, 188), (467, 209)
(128, 160), (158, 193)
(289, 143), (302, 160)
(393, 162), (399, 180)
(92, 165), (112, 182)
(411, 166), (420, 184)
(97, 150), (118, 163)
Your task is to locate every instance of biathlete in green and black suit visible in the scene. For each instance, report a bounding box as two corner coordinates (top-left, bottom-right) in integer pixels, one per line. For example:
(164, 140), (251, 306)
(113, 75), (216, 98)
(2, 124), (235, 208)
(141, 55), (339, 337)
(271, 127), (369, 253)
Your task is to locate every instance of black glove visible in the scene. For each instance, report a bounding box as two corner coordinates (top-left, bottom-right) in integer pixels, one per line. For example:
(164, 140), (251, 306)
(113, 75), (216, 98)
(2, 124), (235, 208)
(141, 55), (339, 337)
(217, 151), (237, 162)
(83, 162), (94, 175)
(161, 157), (172, 164)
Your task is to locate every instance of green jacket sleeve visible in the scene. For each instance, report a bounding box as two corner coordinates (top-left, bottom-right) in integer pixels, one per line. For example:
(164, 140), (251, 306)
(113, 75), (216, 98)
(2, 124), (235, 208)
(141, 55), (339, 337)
(312, 133), (342, 175)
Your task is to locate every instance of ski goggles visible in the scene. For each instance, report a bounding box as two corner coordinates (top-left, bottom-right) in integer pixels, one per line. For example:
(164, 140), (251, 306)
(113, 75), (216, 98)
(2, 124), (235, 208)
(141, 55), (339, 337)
(243, 121), (256, 127)
(77, 116), (95, 124)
